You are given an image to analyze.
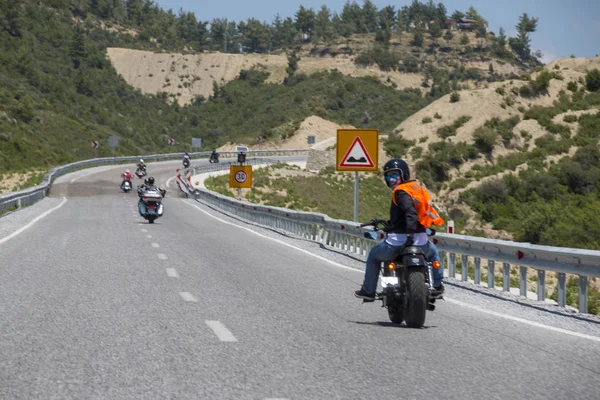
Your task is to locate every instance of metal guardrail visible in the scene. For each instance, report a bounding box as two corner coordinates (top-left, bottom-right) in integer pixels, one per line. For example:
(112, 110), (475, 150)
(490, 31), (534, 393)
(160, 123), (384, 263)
(0, 150), (309, 215)
(180, 163), (600, 315)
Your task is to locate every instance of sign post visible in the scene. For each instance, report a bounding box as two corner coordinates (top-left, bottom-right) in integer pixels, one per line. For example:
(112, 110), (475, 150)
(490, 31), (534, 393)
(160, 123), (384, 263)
(256, 135), (262, 150)
(168, 138), (175, 152)
(91, 140), (99, 158)
(307, 136), (316, 145)
(229, 165), (252, 200)
(108, 136), (119, 161)
(336, 129), (379, 222)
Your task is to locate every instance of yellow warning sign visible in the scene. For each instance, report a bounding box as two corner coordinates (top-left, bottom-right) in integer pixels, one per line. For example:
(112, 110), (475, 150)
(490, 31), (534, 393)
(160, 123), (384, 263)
(336, 129), (379, 172)
(229, 165), (253, 188)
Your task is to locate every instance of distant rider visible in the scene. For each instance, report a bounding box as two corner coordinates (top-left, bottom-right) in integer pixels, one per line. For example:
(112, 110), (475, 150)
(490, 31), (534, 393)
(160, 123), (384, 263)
(183, 152), (191, 166)
(210, 149), (219, 161)
(354, 158), (445, 302)
(137, 159), (146, 171)
(121, 169), (132, 189)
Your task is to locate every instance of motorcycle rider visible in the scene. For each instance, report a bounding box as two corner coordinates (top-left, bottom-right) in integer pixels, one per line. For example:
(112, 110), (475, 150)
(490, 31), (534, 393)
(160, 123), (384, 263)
(183, 152), (191, 166)
(210, 149), (219, 161)
(137, 158), (146, 172)
(120, 169), (133, 189)
(355, 158), (445, 302)
(137, 176), (166, 215)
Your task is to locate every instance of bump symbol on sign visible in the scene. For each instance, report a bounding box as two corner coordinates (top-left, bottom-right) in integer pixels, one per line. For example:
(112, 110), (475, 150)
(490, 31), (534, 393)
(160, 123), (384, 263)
(340, 137), (374, 168)
(234, 171), (247, 184)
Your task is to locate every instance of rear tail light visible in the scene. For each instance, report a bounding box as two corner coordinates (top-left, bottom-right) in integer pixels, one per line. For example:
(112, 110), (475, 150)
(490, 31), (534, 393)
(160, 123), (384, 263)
(432, 261), (441, 269)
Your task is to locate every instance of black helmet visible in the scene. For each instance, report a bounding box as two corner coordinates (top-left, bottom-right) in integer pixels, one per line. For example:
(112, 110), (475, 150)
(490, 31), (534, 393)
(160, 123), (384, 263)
(383, 158), (410, 183)
(147, 176), (155, 185)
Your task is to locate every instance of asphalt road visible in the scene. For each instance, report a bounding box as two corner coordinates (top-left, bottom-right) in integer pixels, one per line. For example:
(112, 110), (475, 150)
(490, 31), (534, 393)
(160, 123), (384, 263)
(0, 159), (599, 399)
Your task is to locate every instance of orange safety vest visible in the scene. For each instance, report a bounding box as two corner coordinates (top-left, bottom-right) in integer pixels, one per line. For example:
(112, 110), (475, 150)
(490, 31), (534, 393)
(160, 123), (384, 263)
(392, 180), (445, 228)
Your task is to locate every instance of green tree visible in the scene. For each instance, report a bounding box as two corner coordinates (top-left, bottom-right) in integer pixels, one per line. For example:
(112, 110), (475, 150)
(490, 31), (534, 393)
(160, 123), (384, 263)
(362, 0), (378, 33)
(510, 13), (538, 59)
(315, 5), (334, 42)
(586, 69), (600, 92)
(70, 25), (87, 69)
(294, 5), (316, 40)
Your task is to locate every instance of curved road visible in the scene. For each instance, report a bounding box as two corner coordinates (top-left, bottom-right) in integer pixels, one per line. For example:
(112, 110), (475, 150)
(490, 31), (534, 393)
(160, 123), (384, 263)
(0, 159), (599, 399)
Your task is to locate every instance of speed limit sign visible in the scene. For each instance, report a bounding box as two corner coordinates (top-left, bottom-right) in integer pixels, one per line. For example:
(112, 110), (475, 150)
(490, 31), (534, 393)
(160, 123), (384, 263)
(229, 166), (252, 188)
(234, 170), (248, 184)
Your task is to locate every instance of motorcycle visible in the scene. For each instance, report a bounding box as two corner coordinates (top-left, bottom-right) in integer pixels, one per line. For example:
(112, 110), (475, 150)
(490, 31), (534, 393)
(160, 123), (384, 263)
(183, 158), (190, 168)
(120, 179), (132, 193)
(209, 154), (219, 163)
(135, 166), (147, 179)
(360, 219), (441, 328)
(138, 187), (166, 224)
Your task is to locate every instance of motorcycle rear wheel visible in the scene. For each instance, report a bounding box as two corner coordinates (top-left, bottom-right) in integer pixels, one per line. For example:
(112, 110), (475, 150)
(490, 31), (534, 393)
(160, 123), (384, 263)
(405, 268), (428, 328)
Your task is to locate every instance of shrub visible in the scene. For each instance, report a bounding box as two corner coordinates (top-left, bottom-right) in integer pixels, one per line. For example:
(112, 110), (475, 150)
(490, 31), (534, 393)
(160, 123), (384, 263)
(567, 81), (578, 92)
(495, 87), (505, 95)
(450, 92), (460, 102)
(586, 69), (600, 92)
(434, 112), (442, 119)
(437, 116), (471, 139)
(563, 115), (577, 123)
(422, 116), (433, 124)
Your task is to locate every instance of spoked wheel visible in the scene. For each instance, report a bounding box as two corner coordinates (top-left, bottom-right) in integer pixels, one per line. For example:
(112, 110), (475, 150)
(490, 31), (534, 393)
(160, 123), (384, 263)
(405, 268), (428, 328)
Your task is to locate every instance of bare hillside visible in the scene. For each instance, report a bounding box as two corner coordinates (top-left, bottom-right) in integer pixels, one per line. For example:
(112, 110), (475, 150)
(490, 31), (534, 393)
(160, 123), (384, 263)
(106, 48), (423, 105)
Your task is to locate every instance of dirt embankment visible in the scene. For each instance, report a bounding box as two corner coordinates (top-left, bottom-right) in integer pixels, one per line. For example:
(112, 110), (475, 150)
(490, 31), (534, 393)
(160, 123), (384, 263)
(106, 48), (424, 105)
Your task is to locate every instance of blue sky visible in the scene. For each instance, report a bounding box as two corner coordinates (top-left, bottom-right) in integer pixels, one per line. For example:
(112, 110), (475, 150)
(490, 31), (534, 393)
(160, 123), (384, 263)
(154, 0), (599, 63)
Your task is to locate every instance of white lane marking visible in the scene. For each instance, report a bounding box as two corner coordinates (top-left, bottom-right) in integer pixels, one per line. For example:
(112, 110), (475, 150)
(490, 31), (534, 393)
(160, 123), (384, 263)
(166, 176), (176, 188)
(445, 298), (600, 343)
(141, 229), (148, 232)
(157, 253), (168, 260)
(146, 235), (153, 239)
(179, 292), (197, 302)
(184, 200), (600, 344)
(0, 197), (68, 245)
(183, 201), (359, 273)
(152, 242), (160, 248)
(166, 268), (179, 278)
(205, 320), (238, 342)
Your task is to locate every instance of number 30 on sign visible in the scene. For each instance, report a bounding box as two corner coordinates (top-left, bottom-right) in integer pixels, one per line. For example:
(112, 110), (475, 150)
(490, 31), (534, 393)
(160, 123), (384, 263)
(229, 165), (253, 188)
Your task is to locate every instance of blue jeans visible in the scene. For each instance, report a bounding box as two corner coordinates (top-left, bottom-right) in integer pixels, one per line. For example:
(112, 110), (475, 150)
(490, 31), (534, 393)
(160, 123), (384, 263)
(363, 240), (443, 294)
(138, 200), (146, 216)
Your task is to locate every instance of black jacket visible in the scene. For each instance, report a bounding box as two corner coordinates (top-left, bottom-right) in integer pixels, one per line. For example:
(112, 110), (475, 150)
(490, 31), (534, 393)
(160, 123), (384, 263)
(388, 188), (426, 234)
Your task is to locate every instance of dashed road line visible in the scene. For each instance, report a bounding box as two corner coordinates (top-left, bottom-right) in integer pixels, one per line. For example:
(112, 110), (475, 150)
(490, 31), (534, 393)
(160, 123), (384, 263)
(179, 292), (197, 302)
(205, 320), (238, 342)
(146, 235), (153, 239)
(157, 253), (168, 260)
(152, 242), (160, 248)
(166, 268), (179, 278)
(141, 229), (148, 232)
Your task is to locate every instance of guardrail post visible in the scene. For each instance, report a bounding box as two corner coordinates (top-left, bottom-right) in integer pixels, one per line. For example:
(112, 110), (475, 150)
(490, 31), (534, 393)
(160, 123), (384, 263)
(519, 266), (528, 297)
(557, 272), (566, 307)
(449, 253), (456, 278)
(461, 254), (469, 282)
(537, 270), (546, 302)
(503, 262), (511, 292)
(474, 257), (481, 285)
(579, 275), (588, 314)
(487, 260), (495, 289)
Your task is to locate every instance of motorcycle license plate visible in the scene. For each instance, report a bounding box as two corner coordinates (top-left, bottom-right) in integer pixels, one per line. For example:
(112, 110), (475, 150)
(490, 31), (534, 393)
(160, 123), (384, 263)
(381, 276), (400, 288)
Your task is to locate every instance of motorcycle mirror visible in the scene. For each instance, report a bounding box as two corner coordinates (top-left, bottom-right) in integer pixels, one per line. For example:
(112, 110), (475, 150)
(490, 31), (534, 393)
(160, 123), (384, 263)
(364, 231), (378, 240)
(426, 228), (436, 236)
